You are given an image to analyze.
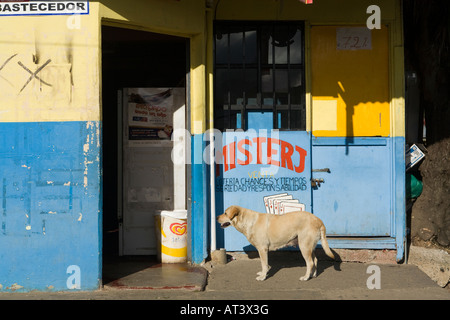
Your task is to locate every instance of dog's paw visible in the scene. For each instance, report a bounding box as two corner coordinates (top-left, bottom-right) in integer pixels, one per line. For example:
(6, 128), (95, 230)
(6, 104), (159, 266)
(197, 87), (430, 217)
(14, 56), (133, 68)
(256, 275), (266, 281)
(299, 275), (310, 281)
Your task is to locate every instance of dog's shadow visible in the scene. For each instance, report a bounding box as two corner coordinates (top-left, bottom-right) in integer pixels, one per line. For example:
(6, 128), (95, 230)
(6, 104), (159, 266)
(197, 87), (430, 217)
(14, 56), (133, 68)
(244, 246), (342, 280)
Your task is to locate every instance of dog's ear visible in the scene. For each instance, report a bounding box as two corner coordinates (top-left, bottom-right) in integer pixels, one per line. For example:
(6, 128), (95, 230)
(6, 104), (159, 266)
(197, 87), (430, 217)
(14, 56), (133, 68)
(227, 206), (240, 220)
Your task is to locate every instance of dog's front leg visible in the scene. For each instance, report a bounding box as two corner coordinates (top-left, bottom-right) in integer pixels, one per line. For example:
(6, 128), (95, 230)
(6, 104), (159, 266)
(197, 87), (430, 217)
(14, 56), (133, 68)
(255, 247), (270, 281)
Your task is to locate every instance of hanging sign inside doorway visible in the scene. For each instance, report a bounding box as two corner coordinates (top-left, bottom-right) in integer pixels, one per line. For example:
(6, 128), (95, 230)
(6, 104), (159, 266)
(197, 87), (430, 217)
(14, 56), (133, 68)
(0, 1), (89, 16)
(127, 88), (174, 142)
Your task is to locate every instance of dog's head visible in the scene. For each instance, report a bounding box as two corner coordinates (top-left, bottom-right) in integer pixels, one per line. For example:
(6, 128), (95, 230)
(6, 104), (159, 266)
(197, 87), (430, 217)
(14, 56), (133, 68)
(216, 206), (241, 228)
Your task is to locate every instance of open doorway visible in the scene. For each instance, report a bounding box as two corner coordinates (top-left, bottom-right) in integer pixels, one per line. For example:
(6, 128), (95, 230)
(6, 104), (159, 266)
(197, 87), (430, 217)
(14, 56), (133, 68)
(101, 25), (188, 285)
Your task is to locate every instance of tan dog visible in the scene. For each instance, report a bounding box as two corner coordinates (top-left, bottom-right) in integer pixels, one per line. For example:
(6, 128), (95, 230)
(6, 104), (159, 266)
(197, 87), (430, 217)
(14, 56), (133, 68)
(217, 205), (335, 281)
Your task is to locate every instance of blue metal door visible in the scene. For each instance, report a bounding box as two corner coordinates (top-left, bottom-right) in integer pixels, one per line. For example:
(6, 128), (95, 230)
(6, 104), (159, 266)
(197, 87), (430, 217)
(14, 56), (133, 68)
(311, 138), (392, 237)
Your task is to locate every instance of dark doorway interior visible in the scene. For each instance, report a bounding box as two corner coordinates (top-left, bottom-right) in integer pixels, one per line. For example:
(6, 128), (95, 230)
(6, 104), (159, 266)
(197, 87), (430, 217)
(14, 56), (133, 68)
(101, 25), (187, 264)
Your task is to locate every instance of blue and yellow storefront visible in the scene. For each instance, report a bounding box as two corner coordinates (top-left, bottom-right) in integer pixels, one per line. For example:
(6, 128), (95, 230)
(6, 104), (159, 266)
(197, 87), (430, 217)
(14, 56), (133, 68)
(0, 0), (405, 291)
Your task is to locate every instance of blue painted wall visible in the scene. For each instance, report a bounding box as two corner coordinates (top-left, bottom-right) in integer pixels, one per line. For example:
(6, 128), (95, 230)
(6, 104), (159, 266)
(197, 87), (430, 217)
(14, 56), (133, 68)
(212, 134), (406, 261)
(0, 121), (101, 292)
(215, 131), (312, 251)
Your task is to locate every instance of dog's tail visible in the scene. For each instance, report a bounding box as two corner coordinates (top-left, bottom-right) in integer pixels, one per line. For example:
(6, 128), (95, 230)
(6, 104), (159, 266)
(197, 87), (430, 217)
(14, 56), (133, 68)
(320, 224), (335, 260)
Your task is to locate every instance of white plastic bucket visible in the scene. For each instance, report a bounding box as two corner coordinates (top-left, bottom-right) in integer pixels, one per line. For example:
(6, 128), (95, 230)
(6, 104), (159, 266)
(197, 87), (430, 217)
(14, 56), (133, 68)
(154, 210), (188, 263)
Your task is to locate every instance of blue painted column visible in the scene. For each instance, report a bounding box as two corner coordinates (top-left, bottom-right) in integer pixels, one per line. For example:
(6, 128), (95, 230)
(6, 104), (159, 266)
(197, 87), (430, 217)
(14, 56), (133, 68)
(190, 134), (208, 264)
(394, 136), (406, 262)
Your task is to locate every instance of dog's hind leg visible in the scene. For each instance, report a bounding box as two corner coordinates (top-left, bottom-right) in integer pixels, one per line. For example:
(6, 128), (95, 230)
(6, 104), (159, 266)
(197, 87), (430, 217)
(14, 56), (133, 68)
(298, 241), (315, 281)
(311, 251), (318, 278)
(256, 246), (270, 281)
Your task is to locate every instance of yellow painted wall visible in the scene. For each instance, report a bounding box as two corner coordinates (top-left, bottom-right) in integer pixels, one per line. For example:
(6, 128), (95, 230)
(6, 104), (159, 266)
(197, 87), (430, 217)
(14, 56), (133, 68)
(100, 0), (204, 37)
(100, 0), (207, 134)
(0, 0), (208, 135)
(215, 0), (404, 138)
(311, 26), (390, 137)
(215, 0), (396, 22)
(0, 4), (101, 123)
(0, 0), (403, 138)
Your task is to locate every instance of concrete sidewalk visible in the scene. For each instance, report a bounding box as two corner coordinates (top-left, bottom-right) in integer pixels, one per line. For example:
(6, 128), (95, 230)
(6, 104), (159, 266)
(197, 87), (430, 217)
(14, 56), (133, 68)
(202, 252), (449, 300)
(0, 249), (449, 300)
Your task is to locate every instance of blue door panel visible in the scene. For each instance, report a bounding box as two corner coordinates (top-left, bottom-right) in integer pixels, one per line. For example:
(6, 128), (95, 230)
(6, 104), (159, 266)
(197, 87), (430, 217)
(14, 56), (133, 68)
(311, 137), (392, 236)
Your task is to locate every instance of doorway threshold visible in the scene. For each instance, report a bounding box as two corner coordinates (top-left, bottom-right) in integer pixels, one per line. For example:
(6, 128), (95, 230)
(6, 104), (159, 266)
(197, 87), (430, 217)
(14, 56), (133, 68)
(102, 256), (207, 291)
